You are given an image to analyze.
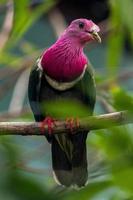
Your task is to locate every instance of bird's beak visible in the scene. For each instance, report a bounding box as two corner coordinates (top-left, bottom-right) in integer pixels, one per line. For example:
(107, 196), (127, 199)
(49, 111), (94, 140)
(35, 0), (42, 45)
(91, 31), (101, 43)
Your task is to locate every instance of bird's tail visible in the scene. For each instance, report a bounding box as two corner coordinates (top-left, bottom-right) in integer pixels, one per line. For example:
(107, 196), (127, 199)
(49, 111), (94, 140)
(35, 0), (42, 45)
(51, 133), (88, 187)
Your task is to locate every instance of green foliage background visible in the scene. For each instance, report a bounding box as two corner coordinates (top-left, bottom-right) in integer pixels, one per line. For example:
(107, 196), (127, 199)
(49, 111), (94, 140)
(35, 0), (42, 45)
(0, 0), (133, 199)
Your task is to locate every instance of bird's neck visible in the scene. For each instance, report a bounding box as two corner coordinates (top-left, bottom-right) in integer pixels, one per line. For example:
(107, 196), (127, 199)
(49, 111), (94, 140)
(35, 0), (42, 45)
(55, 33), (85, 51)
(41, 35), (87, 82)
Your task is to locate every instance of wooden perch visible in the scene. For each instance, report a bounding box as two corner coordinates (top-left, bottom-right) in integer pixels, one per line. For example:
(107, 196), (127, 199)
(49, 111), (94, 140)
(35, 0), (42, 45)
(0, 111), (132, 136)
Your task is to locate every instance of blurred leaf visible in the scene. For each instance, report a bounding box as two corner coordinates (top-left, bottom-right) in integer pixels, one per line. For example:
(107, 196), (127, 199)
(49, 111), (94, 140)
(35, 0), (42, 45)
(0, 137), (59, 200)
(107, 0), (124, 74)
(107, 0), (133, 74)
(0, 52), (22, 67)
(5, 0), (56, 49)
(111, 87), (133, 112)
(1, 137), (20, 166)
(64, 179), (113, 200)
(117, 0), (133, 46)
(0, 48), (41, 68)
(5, 171), (56, 200)
(20, 41), (38, 54)
(106, 29), (124, 73)
(89, 127), (133, 196)
(0, 0), (7, 4)
(89, 128), (132, 161)
(112, 166), (133, 195)
(41, 99), (91, 118)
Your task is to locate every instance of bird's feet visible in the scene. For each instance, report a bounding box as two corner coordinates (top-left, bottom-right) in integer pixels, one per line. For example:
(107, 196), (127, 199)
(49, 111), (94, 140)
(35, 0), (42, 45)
(40, 116), (57, 135)
(65, 117), (80, 133)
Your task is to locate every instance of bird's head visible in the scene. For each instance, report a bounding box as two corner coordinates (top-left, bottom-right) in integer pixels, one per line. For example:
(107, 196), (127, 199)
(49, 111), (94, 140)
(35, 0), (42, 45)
(65, 18), (101, 44)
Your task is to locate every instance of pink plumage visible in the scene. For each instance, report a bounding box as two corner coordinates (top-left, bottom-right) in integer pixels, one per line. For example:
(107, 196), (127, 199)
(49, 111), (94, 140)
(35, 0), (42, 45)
(41, 19), (100, 82)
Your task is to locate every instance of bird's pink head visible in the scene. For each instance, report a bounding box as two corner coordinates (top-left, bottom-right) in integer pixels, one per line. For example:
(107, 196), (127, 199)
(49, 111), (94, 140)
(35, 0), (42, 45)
(41, 19), (101, 82)
(63, 18), (101, 45)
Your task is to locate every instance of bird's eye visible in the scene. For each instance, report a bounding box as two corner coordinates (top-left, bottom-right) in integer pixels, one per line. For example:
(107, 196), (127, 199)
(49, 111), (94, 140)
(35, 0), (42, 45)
(79, 22), (84, 29)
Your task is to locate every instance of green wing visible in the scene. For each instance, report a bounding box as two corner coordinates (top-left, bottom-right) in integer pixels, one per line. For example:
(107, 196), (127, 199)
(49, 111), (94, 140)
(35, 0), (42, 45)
(80, 63), (96, 114)
(28, 64), (44, 122)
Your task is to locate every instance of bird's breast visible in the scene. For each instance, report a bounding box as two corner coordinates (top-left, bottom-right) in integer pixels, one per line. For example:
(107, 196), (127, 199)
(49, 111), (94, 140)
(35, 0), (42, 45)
(41, 50), (87, 82)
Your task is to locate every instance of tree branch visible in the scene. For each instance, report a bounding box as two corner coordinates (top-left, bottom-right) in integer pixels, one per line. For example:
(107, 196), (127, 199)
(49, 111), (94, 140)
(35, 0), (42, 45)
(0, 111), (132, 136)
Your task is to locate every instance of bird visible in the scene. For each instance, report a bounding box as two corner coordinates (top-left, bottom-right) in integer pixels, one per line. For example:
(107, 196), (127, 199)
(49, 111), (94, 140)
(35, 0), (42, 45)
(28, 18), (101, 187)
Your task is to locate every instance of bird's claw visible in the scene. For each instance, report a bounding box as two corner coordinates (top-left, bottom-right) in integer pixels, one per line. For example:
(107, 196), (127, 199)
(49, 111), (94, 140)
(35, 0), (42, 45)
(65, 117), (80, 134)
(40, 116), (57, 135)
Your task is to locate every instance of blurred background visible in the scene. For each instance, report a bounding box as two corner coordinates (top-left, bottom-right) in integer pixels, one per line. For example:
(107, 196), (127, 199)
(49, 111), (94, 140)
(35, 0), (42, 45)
(0, 0), (133, 199)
